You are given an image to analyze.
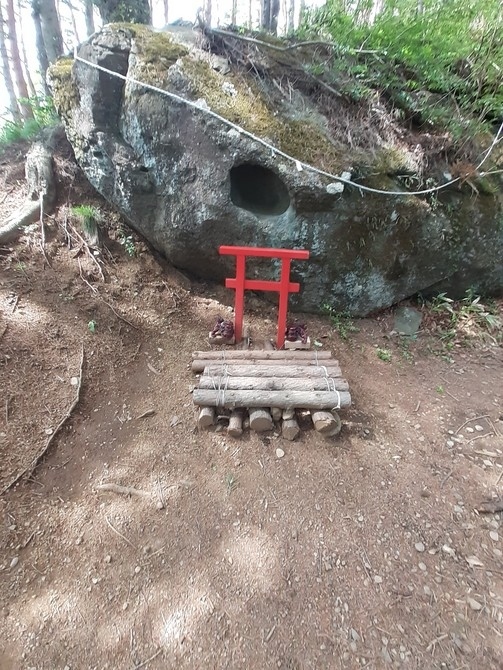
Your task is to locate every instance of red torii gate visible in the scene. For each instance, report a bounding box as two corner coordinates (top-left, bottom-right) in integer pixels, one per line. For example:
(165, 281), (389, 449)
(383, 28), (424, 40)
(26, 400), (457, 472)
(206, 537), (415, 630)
(219, 245), (310, 349)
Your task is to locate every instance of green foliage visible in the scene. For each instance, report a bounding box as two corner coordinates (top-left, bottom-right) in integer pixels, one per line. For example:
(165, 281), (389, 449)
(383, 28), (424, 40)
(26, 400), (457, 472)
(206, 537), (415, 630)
(71, 205), (101, 239)
(118, 228), (136, 257)
(300, 0), (503, 138)
(0, 96), (58, 146)
(88, 320), (97, 333)
(322, 303), (359, 340)
(376, 347), (392, 362)
(427, 289), (501, 342)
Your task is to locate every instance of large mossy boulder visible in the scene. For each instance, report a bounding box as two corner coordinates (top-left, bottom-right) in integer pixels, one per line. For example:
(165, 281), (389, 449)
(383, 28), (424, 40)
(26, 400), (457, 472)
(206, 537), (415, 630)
(49, 24), (503, 314)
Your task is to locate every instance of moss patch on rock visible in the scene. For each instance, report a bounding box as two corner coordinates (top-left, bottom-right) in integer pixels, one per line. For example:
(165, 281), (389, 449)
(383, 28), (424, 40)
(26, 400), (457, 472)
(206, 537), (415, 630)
(48, 57), (80, 121)
(179, 55), (344, 172)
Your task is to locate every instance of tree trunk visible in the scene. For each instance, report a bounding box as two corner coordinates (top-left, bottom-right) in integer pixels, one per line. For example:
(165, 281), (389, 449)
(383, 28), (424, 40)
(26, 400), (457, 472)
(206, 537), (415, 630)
(64, 0), (80, 45)
(248, 0), (252, 28)
(203, 0), (211, 27)
(31, 1), (50, 93)
(36, 0), (64, 64)
(97, 0), (151, 24)
(231, 0), (237, 24)
(261, 0), (279, 33)
(162, 0), (168, 24)
(0, 4), (21, 123)
(5, 0), (33, 119)
(17, 0), (36, 99)
(83, 0), (94, 36)
(287, 0), (294, 33)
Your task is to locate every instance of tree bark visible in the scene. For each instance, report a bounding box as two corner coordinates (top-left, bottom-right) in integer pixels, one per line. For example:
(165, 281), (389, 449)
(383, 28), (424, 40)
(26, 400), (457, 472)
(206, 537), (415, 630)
(0, 4), (21, 123)
(287, 0), (294, 33)
(35, 0), (64, 64)
(261, 0), (279, 33)
(193, 358), (340, 373)
(83, 0), (94, 36)
(31, 0), (50, 94)
(5, 0), (33, 119)
(193, 350), (332, 360)
(231, 0), (237, 24)
(162, 0), (168, 24)
(193, 389), (352, 410)
(198, 376), (349, 391)
(17, 0), (36, 99)
(200, 364), (342, 378)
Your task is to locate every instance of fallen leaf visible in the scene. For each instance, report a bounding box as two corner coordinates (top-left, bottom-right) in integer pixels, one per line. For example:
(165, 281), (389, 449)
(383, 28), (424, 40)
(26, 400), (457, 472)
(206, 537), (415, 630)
(147, 362), (161, 375)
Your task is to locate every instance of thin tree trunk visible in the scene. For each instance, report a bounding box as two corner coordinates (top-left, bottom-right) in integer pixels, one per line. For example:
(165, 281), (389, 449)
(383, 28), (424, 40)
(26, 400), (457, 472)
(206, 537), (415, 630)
(0, 5), (21, 123)
(248, 0), (252, 28)
(5, 0), (33, 119)
(231, 0), (237, 24)
(17, 0), (36, 99)
(204, 0), (211, 26)
(163, 0), (168, 24)
(31, 1), (50, 95)
(83, 0), (94, 36)
(287, 0), (294, 33)
(38, 0), (64, 63)
(64, 0), (80, 45)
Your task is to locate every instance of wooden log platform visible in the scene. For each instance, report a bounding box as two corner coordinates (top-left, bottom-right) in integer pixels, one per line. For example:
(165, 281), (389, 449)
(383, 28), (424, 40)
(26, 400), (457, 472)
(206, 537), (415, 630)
(191, 348), (351, 435)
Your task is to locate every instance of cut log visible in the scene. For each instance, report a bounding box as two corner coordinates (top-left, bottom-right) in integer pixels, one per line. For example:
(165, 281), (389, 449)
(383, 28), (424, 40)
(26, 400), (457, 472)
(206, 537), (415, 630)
(198, 406), (215, 428)
(249, 408), (273, 432)
(193, 389), (351, 410)
(192, 358), (339, 373)
(282, 417), (300, 441)
(201, 365), (342, 378)
(198, 376), (349, 392)
(311, 410), (342, 437)
(193, 350), (332, 360)
(228, 409), (244, 437)
(270, 407), (283, 421)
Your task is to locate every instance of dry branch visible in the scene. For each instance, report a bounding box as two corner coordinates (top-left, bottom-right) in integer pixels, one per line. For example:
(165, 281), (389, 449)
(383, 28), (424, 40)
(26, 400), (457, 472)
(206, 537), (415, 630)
(0, 345), (85, 496)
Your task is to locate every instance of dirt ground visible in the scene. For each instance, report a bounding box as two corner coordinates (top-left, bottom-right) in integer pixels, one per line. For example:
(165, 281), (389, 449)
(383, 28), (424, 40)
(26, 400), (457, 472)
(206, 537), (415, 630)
(1, 141), (503, 669)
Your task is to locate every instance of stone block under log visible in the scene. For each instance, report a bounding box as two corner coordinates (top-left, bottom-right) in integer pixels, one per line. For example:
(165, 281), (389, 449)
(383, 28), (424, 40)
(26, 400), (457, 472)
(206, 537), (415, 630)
(249, 408), (274, 432)
(284, 336), (311, 350)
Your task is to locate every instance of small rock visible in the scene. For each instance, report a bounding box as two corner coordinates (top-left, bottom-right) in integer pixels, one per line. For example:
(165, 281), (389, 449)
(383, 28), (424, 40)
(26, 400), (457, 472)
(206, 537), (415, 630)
(446, 440), (455, 448)
(418, 562), (427, 571)
(467, 597), (483, 611)
(70, 377), (79, 386)
(122, 602), (129, 611)
(275, 448), (285, 459)
(466, 426), (474, 433)
(374, 575), (383, 584)
(10, 556), (19, 568)
(44, 428), (53, 435)
(134, 566), (141, 574)
(474, 425), (484, 432)
(489, 531), (499, 542)
(493, 548), (502, 558)
(415, 542), (425, 553)
(104, 555), (112, 564)
(156, 500), (165, 510)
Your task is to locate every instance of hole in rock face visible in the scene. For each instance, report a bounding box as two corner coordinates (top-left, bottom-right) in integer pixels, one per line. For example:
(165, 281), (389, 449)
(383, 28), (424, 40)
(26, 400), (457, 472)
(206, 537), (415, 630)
(230, 164), (290, 216)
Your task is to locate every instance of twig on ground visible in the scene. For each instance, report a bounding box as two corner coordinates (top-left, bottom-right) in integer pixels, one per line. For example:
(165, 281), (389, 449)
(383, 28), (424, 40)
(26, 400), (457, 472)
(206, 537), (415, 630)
(96, 483), (151, 498)
(468, 433), (493, 443)
(10, 295), (19, 313)
(134, 648), (162, 669)
(0, 325), (7, 342)
(105, 515), (137, 549)
(440, 469), (453, 488)
(136, 409), (156, 419)
(5, 396), (11, 423)
(0, 345), (85, 496)
(78, 257), (97, 293)
(455, 415), (490, 435)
